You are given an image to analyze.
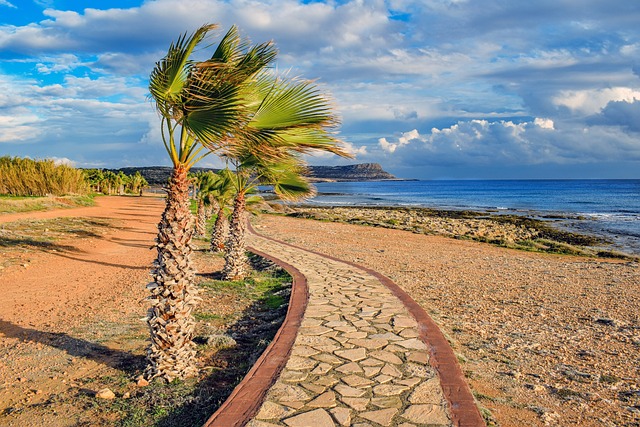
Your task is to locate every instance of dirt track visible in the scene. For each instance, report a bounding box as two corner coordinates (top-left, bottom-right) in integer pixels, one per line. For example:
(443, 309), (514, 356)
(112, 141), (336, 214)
(0, 196), (164, 425)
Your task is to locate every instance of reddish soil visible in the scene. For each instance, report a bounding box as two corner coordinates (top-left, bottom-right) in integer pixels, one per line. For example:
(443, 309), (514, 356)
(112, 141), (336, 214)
(0, 196), (165, 425)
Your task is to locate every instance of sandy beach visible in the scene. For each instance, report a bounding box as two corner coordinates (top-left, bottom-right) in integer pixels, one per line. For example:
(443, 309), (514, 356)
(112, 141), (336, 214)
(253, 212), (640, 427)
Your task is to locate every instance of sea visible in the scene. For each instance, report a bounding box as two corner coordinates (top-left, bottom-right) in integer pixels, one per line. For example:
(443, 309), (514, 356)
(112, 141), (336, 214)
(300, 179), (640, 256)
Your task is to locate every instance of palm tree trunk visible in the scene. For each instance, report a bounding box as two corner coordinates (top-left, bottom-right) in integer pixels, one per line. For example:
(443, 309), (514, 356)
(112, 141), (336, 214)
(222, 192), (248, 280)
(145, 165), (200, 382)
(210, 207), (228, 253)
(195, 199), (206, 237)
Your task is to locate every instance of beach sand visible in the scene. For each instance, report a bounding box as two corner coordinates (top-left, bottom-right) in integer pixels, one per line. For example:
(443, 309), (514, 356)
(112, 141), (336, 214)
(253, 213), (640, 427)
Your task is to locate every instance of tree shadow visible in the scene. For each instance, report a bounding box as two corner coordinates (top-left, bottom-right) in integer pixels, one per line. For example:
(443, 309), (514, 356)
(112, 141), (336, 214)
(143, 257), (291, 427)
(0, 236), (81, 253)
(0, 319), (145, 374)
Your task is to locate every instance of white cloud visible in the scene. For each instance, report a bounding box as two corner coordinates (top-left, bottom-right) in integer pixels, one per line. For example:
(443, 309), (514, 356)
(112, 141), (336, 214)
(534, 117), (554, 129)
(0, 0), (16, 8)
(553, 87), (640, 114)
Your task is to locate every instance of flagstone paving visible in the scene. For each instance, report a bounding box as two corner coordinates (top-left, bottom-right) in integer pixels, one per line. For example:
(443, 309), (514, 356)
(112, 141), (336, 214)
(244, 232), (453, 427)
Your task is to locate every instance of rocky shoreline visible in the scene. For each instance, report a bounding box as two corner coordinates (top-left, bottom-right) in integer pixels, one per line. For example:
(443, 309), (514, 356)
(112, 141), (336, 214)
(277, 205), (635, 259)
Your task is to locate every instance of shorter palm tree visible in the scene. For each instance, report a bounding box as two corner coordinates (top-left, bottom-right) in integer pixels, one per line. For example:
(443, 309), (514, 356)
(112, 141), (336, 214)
(222, 155), (314, 280)
(203, 169), (235, 253)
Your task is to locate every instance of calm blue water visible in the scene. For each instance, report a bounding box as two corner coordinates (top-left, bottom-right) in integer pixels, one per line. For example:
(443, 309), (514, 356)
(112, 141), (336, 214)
(304, 180), (640, 255)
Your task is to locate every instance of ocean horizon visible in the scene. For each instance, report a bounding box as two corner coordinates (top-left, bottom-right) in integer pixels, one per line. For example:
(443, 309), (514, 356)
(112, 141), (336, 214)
(301, 179), (640, 255)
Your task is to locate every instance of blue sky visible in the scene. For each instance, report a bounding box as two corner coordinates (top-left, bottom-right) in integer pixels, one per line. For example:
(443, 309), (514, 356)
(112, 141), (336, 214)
(1, 0), (639, 179)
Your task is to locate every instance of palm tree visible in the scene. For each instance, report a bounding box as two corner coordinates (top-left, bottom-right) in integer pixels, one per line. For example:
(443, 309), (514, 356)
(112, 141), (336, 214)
(193, 171), (218, 237)
(145, 24), (277, 382)
(129, 171), (148, 195)
(197, 169), (235, 252)
(222, 156), (314, 280)
(219, 75), (352, 280)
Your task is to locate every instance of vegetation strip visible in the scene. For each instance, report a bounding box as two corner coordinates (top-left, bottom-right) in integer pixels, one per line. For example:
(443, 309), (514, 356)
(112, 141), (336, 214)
(203, 247), (309, 427)
(246, 222), (485, 427)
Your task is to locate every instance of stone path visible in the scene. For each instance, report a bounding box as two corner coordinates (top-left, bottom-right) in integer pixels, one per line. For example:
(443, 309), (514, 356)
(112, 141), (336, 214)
(244, 232), (454, 427)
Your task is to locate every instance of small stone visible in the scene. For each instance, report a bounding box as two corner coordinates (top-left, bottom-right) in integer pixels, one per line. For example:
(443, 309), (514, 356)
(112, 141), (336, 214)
(371, 396), (403, 408)
(284, 408), (335, 427)
(360, 408), (398, 426)
(408, 378), (443, 404)
(136, 377), (149, 387)
(374, 374), (394, 384)
(342, 374), (374, 388)
(336, 362), (364, 374)
(256, 402), (296, 420)
(360, 358), (384, 367)
(287, 356), (318, 370)
(392, 316), (417, 328)
(363, 366), (383, 377)
(335, 384), (367, 397)
(341, 397), (369, 411)
(307, 391), (337, 408)
(406, 352), (429, 364)
(373, 383), (410, 396)
(311, 362), (333, 375)
(330, 407), (351, 426)
(281, 370), (309, 383)
(396, 338), (427, 350)
(95, 388), (116, 400)
(122, 392), (130, 399)
(400, 404), (450, 424)
(370, 350), (403, 365)
(335, 348), (367, 362)
(381, 364), (403, 378)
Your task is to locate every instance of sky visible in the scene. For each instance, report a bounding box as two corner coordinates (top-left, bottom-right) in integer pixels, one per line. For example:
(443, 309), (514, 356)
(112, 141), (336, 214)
(1, 0), (639, 179)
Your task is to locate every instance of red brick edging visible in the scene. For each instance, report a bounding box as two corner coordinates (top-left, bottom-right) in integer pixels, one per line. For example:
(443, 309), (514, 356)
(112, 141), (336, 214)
(247, 223), (486, 427)
(202, 245), (309, 427)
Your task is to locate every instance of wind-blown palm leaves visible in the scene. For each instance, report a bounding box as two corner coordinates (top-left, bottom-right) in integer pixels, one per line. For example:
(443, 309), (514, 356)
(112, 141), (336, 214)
(145, 24), (277, 382)
(222, 155), (315, 280)
(201, 169), (235, 253)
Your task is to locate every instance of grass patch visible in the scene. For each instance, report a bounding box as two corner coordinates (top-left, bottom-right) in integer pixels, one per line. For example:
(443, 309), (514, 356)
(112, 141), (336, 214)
(74, 252), (293, 427)
(0, 194), (96, 214)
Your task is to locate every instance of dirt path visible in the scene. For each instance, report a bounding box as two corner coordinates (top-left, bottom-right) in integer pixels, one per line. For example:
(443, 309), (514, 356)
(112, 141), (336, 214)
(0, 196), (165, 424)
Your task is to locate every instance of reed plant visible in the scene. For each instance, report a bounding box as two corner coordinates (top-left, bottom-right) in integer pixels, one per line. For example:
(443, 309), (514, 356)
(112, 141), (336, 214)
(0, 156), (88, 196)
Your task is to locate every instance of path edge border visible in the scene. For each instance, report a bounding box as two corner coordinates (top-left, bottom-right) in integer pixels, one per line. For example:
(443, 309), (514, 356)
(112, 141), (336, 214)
(248, 221), (486, 427)
(202, 245), (308, 427)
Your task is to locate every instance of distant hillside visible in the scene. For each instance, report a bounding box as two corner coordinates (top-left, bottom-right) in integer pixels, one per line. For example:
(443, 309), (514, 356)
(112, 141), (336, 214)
(113, 163), (396, 185)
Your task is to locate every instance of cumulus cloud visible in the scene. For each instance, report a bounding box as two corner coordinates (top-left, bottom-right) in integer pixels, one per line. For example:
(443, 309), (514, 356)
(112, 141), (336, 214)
(588, 99), (640, 132)
(553, 87), (640, 114)
(374, 117), (640, 171)
(0, 0), (16, 8)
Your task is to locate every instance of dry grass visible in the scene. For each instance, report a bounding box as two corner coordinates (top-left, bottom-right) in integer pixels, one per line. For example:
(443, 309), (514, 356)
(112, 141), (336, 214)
(0, 156), (88, 197)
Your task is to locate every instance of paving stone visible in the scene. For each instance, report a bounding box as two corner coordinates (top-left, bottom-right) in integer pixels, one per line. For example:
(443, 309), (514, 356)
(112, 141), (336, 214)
(372, 383), (410, 396)
(255, 401), (296, 420)
(408, 378), (445, 404)
(287, 356), (319, 370)
(383, 344), (406, 353)
(370, 350), (403, 365)
(352, 320), (370, 327)
(373, 374), (394, 384)
(330, 407), (351, 426)
(396, 338), (428, 350)
(307, 391), (337, 408)
(341, 374), (374, 388)
(312, 353), (344, 365)
(284, 408), (336, 427)
(359, 408), (398, 426)
(324, 320), (349, 327)
(348, 338), (389, 349)
(363, 365), (382, 377)
(300, 326), (334, 336)
(400, 404), (450, 425)
(369, 332), (404, 341)
(371, 396), (403, 408)
(269, 384), (311, 402)
(335, 384), (367, 397)
(341, 397), (370, 411)
(280, 370), (309, 383)
(311, 362), (333, 375)
(392, 316), (418, 328)
(335, 348), (367, 362)
(396, 377), (421, 387)
(313, 375), (339, 387)
(302, 383), (327, 394)
(342, 331), (368, 339)
(335, 361), (364, 374)
(406, 351), (429, 364)
(380, 364), (403, 378)
(292, 346), (321, 357)
(360, 357), (384, 367)
(301, 318), (325, 327)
